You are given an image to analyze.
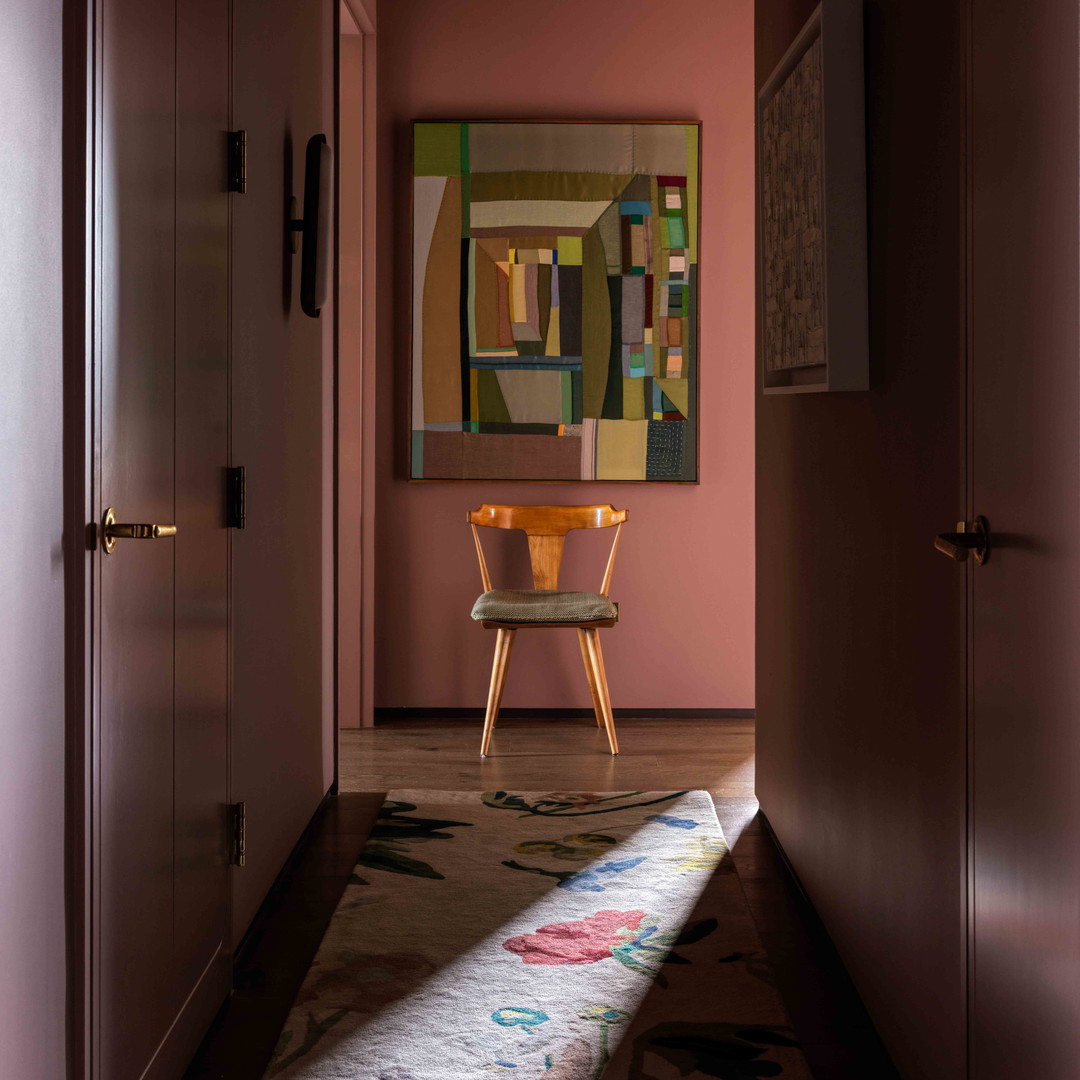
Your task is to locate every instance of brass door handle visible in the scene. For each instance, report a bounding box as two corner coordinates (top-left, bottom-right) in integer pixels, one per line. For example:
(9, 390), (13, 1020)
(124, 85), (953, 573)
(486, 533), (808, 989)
(934, 516), (990, 565)
(102, 507), (177, 554)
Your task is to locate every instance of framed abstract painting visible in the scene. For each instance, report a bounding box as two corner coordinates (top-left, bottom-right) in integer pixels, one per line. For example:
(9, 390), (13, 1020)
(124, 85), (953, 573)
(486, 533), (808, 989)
(410, 120), (700, 482)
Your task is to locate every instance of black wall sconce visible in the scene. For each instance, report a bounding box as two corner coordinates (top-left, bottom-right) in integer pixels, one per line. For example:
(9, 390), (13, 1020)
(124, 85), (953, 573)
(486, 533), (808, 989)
(288, 134), (333, 318)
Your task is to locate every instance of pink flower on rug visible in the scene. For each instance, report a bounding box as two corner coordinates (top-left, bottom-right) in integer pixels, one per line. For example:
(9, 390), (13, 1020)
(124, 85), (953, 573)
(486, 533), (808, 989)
(503, 910), (647, 965)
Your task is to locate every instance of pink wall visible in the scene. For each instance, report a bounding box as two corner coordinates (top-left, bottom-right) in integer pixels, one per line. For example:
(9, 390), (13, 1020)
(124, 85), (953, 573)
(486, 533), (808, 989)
(374, 0), (755, 709)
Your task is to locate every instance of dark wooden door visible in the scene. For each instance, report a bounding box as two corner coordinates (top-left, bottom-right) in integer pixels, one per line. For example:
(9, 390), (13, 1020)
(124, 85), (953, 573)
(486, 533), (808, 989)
(755, 2), (970, 1077)
(96, 1), (231, 1076)
(969, 1), (1080, 1076)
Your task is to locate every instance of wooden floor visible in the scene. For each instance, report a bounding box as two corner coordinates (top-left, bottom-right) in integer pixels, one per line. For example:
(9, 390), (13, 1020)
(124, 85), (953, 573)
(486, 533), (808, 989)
(186, 717), (898, 1080)
(339, 714), (757, 796)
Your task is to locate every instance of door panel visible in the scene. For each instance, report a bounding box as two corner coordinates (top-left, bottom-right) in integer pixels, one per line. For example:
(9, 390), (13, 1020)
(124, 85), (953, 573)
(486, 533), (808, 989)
(97, 0), (231, 1076)
(173, 0), (231, 1001)
(229, 0), (335, 942)
(970, 1), (1080, 1076)
(99, 0), (178, 1071)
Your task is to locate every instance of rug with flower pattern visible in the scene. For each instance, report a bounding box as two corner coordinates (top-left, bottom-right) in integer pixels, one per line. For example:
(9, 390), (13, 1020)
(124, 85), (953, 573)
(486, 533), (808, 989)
(265, 790), (812, 1080)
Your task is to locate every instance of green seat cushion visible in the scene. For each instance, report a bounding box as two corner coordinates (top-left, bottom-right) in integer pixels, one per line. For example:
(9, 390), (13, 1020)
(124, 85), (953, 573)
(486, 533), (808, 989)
(470, 589), (619, 623)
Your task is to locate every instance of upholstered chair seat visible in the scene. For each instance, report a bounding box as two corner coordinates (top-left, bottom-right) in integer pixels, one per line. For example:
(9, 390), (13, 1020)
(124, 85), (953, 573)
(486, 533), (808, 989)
(471, 589), (618, 625)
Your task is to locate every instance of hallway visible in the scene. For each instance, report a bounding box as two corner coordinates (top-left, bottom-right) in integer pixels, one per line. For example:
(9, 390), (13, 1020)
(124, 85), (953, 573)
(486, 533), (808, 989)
(186, 719), (897, 1079)
(6, 0), (1080, 1074)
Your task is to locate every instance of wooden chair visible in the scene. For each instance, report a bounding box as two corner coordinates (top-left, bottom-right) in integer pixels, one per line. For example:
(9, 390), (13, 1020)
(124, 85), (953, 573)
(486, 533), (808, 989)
(467, 504), (628, 757)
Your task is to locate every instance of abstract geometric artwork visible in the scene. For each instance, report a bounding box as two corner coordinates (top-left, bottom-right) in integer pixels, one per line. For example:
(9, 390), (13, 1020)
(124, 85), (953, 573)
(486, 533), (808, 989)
(411, 121), (700, 481)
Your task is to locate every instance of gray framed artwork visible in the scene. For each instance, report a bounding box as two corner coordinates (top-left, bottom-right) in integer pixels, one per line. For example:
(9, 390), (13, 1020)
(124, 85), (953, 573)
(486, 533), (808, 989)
(758, 0), (868, 393)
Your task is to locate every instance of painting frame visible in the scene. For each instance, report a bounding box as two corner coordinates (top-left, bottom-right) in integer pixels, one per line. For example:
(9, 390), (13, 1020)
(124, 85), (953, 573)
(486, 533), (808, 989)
(757, 0), (868, 394)
(408, 119), (702, 483)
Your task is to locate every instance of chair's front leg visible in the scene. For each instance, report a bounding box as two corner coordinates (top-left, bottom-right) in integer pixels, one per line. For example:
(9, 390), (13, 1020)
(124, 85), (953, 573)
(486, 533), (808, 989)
(577, 628), (606, 728)
(585, 629), (619, 756)
(480, 628), (516, 757)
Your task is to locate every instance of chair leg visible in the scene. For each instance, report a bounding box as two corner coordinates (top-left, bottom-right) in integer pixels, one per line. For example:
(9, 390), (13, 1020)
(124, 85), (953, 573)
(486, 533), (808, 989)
(480, 628), (516, 757)
(584, 628), (619, 756)
(577, 628), (605, 727)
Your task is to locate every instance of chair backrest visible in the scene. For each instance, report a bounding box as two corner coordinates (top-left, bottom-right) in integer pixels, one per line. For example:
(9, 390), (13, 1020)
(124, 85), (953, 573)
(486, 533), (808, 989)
(467, 504), (629, 592)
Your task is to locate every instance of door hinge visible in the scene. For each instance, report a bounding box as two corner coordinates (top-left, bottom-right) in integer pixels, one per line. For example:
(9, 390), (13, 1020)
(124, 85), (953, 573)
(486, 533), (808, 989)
(227, 130), (247, 194)
(226, 465), (246, 529)
(229, 802), (246, 866)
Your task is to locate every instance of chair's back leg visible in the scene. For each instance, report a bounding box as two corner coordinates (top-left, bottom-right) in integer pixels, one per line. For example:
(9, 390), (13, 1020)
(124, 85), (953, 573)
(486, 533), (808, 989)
(480, 628), (516, 757)
(577, 628), (606, 728)
(583, 628), (619, 755)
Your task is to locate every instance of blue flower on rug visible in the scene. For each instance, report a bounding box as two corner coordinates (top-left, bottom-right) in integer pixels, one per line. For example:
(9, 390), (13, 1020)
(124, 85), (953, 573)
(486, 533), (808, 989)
(646, 814), (700, 829)
(559, 857), (647, 892)
(501, 855), (647, 892)
(491, 1007), (550, 1035)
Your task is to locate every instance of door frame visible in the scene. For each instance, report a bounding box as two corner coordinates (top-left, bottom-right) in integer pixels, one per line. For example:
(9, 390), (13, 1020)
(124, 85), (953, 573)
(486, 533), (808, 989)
(336, 0), (377, 729)
(63, 0), (96, 1075)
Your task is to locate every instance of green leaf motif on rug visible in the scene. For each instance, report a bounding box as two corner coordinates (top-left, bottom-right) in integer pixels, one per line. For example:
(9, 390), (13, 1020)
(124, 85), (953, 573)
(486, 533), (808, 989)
(512, 832), (619, 860)
(482, 790), (691, 817)
(358, 850), (448, 880)
(629, 1021), (801, 1080)
(355, 799), (473, 880)
(578, 1005), (630, 1079)
(609, 915), (722, 986)
(266, 1008), (350, 1078)
(674, 917), (719, 946)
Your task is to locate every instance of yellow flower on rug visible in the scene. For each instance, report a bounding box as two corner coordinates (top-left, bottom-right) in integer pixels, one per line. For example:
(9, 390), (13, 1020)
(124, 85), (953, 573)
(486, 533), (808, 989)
(664, 835), (729, 873)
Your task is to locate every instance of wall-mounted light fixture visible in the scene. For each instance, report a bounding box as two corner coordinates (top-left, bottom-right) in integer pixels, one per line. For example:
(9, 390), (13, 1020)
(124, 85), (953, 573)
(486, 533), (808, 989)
(288, 133), (333, 318)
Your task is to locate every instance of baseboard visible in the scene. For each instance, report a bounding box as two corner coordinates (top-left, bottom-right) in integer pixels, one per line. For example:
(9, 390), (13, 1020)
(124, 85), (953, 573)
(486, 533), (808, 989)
(372, 707), (755, 721)
(756, 810), (817, 911)
(230, 785), (336, 971)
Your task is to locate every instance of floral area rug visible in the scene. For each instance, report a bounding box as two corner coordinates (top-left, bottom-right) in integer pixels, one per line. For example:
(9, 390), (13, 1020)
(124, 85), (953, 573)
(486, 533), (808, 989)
(265, 791), (812, 1080)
